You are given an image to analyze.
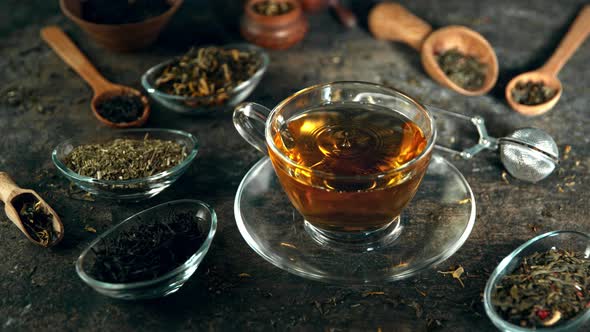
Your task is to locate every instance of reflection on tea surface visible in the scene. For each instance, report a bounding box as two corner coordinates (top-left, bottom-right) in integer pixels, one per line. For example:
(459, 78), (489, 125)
(270, 104), (430, 232)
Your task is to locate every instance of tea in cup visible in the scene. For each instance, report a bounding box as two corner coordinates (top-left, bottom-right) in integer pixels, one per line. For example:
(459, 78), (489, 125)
(234, 82), (436, 246)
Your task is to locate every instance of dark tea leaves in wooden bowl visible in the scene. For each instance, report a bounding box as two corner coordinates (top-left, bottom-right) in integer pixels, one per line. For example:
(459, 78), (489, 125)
(82, 0), (172, 25)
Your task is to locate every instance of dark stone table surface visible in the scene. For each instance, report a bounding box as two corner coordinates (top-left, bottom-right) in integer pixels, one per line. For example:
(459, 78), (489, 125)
(1, 0), (588, 331)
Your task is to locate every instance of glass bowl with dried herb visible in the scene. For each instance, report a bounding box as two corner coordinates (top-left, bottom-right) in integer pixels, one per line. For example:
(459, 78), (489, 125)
(76, 199), (216, 300)
(484, 230), (590, 332)
(52, 128), (198, 201)
(141, 43), (269, 114)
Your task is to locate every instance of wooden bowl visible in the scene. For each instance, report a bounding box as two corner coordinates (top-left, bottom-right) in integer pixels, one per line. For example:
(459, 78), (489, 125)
(241, 0), (309, 50)
(59, 0), (183, 52)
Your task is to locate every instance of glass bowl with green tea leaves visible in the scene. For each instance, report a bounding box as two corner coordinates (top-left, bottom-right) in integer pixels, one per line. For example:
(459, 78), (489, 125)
(52, 128), (198, 201)
(484, 230), (590, 332)
(76, 199), (216, 300)
(141, 43), (269, 114)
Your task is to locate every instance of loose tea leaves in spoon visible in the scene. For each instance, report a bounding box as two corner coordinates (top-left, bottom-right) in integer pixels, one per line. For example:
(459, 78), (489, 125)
(65, 135), (187, 180)
(13, 194), (59, 246)
(95, 94), (144, 124)
(492, 248), (590, 328)
(436, 48), (487, 91)
(89, 211), (205, 283)
(511, 80), (557, 106)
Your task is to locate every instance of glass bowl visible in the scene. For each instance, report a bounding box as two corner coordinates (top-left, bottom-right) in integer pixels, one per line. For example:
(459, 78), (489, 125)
(76, 199), (217, 300)
(141, 43), (269, 115)
(484, 230), (590, 332)
(52, 128), (198, 201)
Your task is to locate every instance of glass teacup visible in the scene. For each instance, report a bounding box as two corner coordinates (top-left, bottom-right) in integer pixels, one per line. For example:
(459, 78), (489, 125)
(234, 82), (436, 248)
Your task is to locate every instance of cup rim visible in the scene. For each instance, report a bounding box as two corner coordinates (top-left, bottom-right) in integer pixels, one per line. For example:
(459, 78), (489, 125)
(75, 199), (217, 290)
(52, 128), (199, 186)
(264, 81), (437, 179)
(483, 230), (590, 331)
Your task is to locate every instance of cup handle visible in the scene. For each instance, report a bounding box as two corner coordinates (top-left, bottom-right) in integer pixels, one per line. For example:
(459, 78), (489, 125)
(233, 102), (272, 154)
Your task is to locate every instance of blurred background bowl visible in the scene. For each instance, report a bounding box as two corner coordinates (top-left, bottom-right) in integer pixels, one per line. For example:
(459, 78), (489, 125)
(59, 0), (184, 52)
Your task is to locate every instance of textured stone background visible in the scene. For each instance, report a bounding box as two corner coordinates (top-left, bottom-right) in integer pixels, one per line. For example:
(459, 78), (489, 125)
(0, 0), (588, 331)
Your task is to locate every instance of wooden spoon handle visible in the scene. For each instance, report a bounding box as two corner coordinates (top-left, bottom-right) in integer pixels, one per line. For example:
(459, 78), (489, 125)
(368, 2), (432, 50)
(329, 0), (357, 28)
(0, 172), (21, 203)
(40, 26), (111, 93)
(541, 5), (590, 76)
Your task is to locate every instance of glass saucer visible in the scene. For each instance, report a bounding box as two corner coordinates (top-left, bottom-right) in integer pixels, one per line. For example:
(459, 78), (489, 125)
(234, 154), (476, 284)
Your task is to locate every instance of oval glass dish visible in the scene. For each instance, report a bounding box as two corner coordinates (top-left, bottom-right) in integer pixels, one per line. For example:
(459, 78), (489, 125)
(52, 128), (198, 201)
(141, 43), (269, 114)
(76, 199), (217, 300)
(484, 230), (590, 332)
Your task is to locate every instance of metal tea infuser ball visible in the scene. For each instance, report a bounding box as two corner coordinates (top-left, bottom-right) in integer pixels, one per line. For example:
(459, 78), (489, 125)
(429, 106), (559, 183)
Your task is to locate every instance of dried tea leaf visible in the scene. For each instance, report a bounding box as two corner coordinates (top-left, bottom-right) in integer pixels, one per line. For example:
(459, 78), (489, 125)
(65, 136), (187, 181)
(438, 265), (465, 287)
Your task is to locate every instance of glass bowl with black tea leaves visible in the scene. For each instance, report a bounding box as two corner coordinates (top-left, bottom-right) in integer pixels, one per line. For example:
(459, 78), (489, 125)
(141, 43), (269, 114)
(484, 230), (590, 332)
(52, 128), (198, 201)
(76, 199), (216, 300)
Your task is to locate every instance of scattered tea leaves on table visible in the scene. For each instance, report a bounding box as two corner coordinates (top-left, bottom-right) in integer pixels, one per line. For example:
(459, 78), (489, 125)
(65, 135), (187, 181)
(253, 1), (294, 16)
(155, 46), (261, 106)
(14, 194), (59, 246)
(82, 0), (171, 25)
(491, 248), (590, 328)
(438, 265), (465, 287)
(436, 48), (487, 91)
(95, 94), (144, 124)
(511, 81), (557, 105)
(89, 211), (206, 283)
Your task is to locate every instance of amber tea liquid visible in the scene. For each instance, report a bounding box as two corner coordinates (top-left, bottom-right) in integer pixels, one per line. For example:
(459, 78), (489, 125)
(270, 104), (430, 233)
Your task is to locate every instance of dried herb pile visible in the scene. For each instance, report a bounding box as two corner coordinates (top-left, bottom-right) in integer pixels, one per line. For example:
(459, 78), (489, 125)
(436, 48), (487, 91)
(253, 1), (294, 16)
(82, 0), (171, 25)
(492, 249), (590, 328)
(155, 46), (261, 105)
(65, 135), (187, 181)
(89, 212), (205, 283)
(95, 94), (144, 124)
(14, 194), (58, 246)
(511, 81), (557, 105)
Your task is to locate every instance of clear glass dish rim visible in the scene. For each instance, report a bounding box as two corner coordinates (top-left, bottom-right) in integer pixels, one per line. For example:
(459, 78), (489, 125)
(264, 81), (438, 181)
(52, 128), (199, 186)
(140, 43), (269, 102)
(483, 230), (590, 332)
(75, 199), (217, 290)
(234, 154), (476, 284)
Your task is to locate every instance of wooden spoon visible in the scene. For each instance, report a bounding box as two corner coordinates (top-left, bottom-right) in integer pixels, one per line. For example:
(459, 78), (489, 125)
(0, 172), (64, 247)
(506, 5), (590, 116)
(40, 26), (150, 128)
(368, 2), (498, 96)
